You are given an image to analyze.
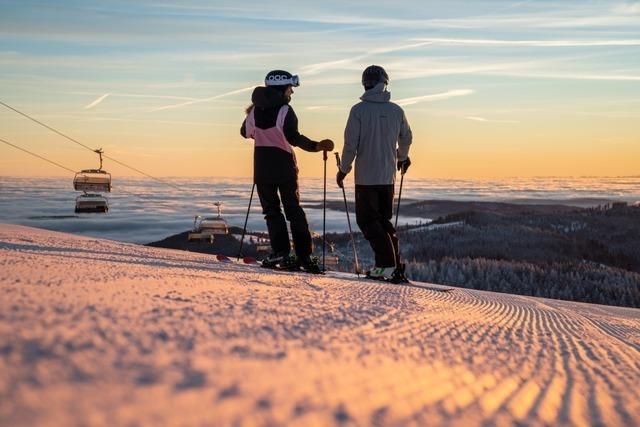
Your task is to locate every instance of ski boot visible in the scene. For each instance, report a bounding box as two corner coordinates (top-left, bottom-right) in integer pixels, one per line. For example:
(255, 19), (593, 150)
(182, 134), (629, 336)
(366, 266), (396, 281)
(261, 252), (289, 269)
(298, 255), (323, 274)
(279, 254), (302, 271)
(388, 263), (410, 284)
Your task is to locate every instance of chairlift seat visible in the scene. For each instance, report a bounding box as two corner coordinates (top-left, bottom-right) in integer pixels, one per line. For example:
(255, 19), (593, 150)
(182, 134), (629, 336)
(199, 217), (228, 235)
(187, 232), (215, 243)
(74, 169), (112, 193)
(324, 255), (340, 266)
(75, 193), (108, 213)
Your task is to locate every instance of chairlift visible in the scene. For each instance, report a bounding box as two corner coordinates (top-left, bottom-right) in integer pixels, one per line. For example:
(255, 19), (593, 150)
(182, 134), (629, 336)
(188, 215), (214, 243)
(256, 244), (271, 253)
(187, 202), (229, 242)
(75, 193), (109, 214)
(324, 255), (340, 266)
(324, 242), (339, 266)
(73, 148), (112, 193)
(199, 202), (228, 235)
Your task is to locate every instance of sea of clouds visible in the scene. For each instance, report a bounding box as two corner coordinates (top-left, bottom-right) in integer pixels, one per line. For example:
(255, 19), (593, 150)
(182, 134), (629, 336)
(1, 176), (638, 243)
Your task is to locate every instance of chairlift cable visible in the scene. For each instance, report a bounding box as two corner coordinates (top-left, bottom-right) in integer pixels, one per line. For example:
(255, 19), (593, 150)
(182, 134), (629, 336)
(0, 100), (182, 191)
(0, 137), (77, 173)
(1, 136), (155, 203)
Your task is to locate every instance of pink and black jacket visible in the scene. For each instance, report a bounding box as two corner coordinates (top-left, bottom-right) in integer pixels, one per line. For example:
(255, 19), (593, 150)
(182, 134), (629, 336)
(241, 87), (318, 185)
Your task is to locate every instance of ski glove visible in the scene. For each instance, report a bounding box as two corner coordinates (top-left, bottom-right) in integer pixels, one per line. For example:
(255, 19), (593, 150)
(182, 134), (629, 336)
(336, 170), (347, 188)
(316, 139), (335, 152)
(397, 157), (411, 174)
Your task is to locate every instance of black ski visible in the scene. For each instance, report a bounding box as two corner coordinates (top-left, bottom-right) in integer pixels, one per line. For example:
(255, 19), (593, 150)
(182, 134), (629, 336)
(260, 255), (324, 275)
(260, 262), (325, 275)
(223, 254), (454, 292)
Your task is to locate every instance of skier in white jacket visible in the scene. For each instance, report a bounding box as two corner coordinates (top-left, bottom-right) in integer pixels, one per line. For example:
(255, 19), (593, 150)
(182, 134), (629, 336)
(337, 65), (412, 281)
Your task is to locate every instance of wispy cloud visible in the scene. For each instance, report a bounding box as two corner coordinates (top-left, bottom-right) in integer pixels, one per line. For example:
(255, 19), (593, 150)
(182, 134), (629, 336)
(614, 2), (640, 14)
(84, 93), (110, 109)
(90, 92), (198, 101)
(466, 116), (520, 123)
(488, 71), (640, 81)
(396, 89), (475, 106)
(225, 7), (640, 30)
(411, 37), (640, 47)
(146, 41), (433, 113)
(148, 86), (255, 112)
(82, 92), (201, 110)
(391, 58), (544, 81)
(300, 41), (433, 75)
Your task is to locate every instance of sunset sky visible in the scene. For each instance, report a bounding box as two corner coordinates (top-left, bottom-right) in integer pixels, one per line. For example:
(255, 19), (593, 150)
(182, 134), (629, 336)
(1, 0), (639, 179)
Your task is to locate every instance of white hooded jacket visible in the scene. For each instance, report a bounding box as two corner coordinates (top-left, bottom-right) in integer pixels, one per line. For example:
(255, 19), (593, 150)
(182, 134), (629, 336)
(339, 83), (412, 185)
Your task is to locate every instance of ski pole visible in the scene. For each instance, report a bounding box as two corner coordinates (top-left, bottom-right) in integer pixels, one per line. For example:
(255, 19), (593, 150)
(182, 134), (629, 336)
(395, 164), (406, 229)
(322, 150), (328, 271)
(237, 182), (255, 259)
(335, 152), (361, 276)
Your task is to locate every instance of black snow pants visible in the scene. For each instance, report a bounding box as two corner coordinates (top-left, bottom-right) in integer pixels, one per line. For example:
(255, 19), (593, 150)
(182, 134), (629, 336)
(257, 180), (313, 258)
(355, 184), (399, 268)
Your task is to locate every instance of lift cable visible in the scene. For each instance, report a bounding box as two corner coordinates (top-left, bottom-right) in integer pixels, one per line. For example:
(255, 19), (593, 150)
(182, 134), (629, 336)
(1, 137), (77, 173)
(0, 100), (182, 191)
(0, 136), (155, 203)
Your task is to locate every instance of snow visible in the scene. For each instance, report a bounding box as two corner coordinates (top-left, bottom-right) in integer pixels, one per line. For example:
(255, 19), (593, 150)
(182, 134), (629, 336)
(407, 220), (465, 232)
(1, 224), (639, 426)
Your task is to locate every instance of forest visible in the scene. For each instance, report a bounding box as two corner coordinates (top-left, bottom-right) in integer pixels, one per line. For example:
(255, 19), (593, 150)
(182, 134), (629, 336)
(326, 202), (640, 308)
(150, 200), (640, 308)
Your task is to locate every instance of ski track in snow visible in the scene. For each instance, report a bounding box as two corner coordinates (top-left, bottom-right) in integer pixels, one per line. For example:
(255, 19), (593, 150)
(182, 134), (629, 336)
(0, 224), (638, 427)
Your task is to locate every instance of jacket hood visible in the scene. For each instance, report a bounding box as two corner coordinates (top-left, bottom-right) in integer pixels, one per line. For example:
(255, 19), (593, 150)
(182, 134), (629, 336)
(360, 82), (391, 103)
(251, 86), (288, 108)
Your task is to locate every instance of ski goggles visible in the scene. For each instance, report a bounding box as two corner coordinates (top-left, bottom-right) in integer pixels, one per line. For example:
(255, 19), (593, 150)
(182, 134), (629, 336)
(265, 74), (300, 87)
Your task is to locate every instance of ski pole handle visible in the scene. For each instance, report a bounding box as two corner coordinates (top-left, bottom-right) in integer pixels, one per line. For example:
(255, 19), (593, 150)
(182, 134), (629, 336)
(334, 152), (341, 167)
(323, 150), (328, 161)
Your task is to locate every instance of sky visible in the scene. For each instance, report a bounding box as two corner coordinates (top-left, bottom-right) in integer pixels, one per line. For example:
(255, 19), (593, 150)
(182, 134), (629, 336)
(0, 0), (639, 179)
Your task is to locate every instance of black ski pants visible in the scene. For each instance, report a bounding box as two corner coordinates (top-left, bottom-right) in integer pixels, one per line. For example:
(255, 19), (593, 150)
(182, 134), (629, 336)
(355, 184), (399, 268)
(257, 181), (313, 258)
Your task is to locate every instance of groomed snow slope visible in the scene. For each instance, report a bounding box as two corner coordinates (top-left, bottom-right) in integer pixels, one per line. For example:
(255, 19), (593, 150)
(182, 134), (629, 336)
(0, 224), (638, 427)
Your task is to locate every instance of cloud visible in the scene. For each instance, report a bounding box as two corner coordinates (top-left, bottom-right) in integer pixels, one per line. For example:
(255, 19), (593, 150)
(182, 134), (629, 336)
(82, 92), (201, 110)
(466, 116), (520, 123)
(489, 71), (640, 81)
(614, 2), (640, 14)
(148, 86), (255, 112)
(411, 38), (640, 47)
(104, 93), (198, 101)
(388, 57), (549, 81)
(84, 93), (110, 109)
(300, 41), (433, 75)
(396, 89), (475, 106)
(229, 7), (640, 30)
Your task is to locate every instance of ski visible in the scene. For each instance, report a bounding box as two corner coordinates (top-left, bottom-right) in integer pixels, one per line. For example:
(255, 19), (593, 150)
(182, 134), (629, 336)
(364, 274), (409, 285)
(260, 261), (325, 275)
(211, 253), (454, 292)
(328, 270), (455, 292)
(213, 254), (259, 265)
